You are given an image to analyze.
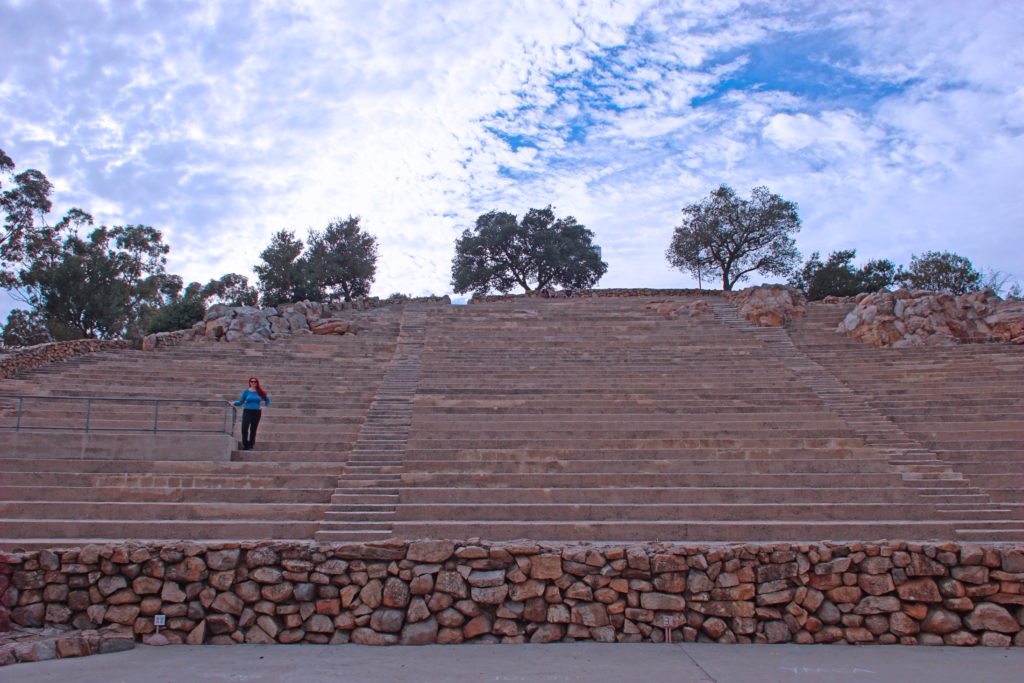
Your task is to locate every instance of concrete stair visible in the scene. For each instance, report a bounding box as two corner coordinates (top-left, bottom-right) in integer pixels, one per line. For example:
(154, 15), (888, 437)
(1, 295), (1020, 547)
(322, 296), (1022, 542)
(0, 310), (403, 547)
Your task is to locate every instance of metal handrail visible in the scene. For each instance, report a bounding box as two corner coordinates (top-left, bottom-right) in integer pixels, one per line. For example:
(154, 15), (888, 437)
(0, 394), (238, 435)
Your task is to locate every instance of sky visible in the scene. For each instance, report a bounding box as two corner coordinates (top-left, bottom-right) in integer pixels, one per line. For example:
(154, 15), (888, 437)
(2, 0), (1022, 311)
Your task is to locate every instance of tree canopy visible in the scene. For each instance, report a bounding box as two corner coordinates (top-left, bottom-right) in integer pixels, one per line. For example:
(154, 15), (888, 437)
(666, 184), (801, 291)
(451, 206), (607, 295)
(0, 148), (259, 343)
(306, 217), (378, 302)
(254, 217), (377, 306)
(897, 251), (982, 294)
(789, 249), (896, 300)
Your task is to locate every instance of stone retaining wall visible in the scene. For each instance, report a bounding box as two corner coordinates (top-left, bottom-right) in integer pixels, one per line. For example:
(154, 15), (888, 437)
(0, 339), (134, 380)
(3, 540), (1022, 650)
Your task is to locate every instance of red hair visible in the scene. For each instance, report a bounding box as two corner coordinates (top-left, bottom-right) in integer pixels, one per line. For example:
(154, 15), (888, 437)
(248, 377), (267, 401)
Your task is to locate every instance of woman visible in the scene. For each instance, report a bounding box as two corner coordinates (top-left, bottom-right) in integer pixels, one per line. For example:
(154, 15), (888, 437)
(234, 377), (270, 450)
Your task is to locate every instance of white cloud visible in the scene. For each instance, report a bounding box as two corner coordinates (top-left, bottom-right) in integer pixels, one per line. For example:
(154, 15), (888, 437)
(0, 0), (1021, 321)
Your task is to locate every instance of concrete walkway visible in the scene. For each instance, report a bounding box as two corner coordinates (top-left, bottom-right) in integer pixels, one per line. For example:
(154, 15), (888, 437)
(3, 643), (1023, 683)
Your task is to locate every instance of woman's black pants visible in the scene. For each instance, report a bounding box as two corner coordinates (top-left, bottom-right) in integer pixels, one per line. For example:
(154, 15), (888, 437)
(241, 409), (262, 450)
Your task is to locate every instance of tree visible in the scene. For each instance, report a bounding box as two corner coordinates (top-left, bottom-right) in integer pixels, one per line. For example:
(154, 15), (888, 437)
(144, 286), (205, 334)
(2, 309), (52, 347)
(17, 223), (175, 339)
(1, 148), (54, 275)
(306, 217), (378, 301)
(666, 184), (801, 291)
(897, 251), (982, 294)
(789, 249), (897, 300)
(1, 148), (195, 342)
(254, 230), (313, 306)
(201, 273), (259, 307)
(254, 219), (379, 306)
(451, 206), (607, 295)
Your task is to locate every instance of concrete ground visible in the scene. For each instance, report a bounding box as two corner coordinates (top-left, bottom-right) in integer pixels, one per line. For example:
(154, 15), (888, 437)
(3, 642), (1022, 683)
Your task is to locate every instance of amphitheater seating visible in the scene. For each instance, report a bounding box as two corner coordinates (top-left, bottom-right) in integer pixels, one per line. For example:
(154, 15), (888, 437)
(1, 295), (1021, 548)
(0, 311), (401, 546)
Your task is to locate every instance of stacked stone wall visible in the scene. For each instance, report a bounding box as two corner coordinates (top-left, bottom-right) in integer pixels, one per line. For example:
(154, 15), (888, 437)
(3, 540), (1022, 652)
(0, 340), (133, 380)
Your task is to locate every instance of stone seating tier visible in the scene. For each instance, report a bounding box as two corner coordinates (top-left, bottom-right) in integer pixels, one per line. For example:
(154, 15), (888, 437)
(0, 296), (1021, 548)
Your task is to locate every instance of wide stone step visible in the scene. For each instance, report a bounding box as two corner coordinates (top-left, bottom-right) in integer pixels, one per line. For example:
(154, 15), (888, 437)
(396, 458), (893, 475)
(328, 502), (962, 523)
(399, 472), (908, 488)
(370, 519), (965, 542)
(2, 485), (333, 503)
(386, 485), (938, 505)
(0, 518), (322, 540)
(0, 471), (339, 488)
(0, 501), (329, 520)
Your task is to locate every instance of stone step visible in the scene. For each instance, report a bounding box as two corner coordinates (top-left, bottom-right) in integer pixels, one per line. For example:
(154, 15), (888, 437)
(0, 500), (330, 520)
(324, 502), (977, 523)
(2, 485), (333, 503)
(0, 518), (322, 540)
(328, 519), (967, 542)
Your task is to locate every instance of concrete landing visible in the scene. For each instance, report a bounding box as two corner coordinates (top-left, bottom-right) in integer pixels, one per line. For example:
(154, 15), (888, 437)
(3, 642), (1023, 683)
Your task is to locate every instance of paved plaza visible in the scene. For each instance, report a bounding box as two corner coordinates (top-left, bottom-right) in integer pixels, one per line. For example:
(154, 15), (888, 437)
(4, 642), (1024, 683)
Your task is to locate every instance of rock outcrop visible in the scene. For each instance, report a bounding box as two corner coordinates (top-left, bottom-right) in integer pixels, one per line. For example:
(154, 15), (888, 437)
(142, 295), (450, 349)
(837, 289), (1024, 347)
(726, 286), (807, 327)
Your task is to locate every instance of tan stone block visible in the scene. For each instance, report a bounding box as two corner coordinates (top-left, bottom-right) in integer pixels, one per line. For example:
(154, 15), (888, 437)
(530, 554), (562, 580)
(571, 602), (609, 627)
(463, 614), (492, 639)
(921, 607), (961, 634)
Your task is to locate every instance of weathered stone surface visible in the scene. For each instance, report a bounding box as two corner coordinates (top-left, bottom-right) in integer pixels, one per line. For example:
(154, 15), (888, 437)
(963, 603), (1020, 633)
(898, 577), (942, 602)
(370, 608), (405, 633)
(838, 288), (1024, 347)
(400, 617), (439, 645)
(207, 549), (241, 571)
(463, 614), (493, 639)
(211, 591), (244, 616)
(571, 602), (610, 627)
(921, 608), (962, 635)
(471, 585), (509, 605)
(435, 571), (469, 598)
(382, 577), (411, 608)
(854, 596), (902, 615)
(530, 555), (563, 580)
(640, 592), (686, 611)
(728, 285), (806, 328)
(350, 627), (400, 646)
(407, 541), (455, 563)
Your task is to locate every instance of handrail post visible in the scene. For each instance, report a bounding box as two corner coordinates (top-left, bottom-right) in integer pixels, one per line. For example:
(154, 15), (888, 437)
(85, 398), (91, 432)
(230, 405), (237, 436)
(16, 397), (23, 430)
(152, 400), (159, 433)
(222, 403), (228, 434)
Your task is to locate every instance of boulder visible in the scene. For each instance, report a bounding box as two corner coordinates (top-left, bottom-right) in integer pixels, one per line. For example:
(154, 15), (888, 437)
(838, 289), (1023, 347)
(727, 286), (806, 327)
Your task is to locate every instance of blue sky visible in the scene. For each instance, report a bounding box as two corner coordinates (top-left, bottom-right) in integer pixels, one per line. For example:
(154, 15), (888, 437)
(1, 0), (1022, 311)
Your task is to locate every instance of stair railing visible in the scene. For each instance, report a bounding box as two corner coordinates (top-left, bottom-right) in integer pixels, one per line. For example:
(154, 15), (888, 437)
(0, 394), (238, 435)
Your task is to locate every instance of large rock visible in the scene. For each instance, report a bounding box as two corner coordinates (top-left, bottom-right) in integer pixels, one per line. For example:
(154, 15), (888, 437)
(727, 286), (806, 327)
(837, 288), (1023, 347)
